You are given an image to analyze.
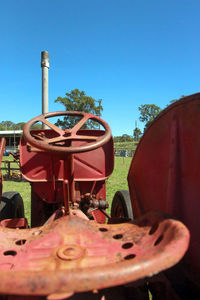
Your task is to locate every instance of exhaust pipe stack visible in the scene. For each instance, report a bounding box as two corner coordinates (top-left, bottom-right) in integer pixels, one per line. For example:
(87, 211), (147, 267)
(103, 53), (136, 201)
(41, 51), (49, 129)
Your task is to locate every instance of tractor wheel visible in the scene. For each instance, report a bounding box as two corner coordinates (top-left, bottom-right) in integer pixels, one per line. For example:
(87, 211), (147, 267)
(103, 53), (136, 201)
(111, 190), (133, 219)
(0, 191), (25, 221)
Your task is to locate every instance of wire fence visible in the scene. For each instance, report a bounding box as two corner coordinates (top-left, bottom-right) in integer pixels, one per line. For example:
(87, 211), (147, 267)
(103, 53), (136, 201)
(114, 148), (135, 157)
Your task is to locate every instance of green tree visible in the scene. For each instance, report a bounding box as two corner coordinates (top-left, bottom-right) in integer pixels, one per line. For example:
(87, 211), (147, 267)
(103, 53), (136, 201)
(0, 121), (43, 131)
(133, 127), (142, 140)
(54, 89), (103, 129)
(31, 124), (43, 130)
(113, 135), (133, 143)
(138, 104), (161, 129)
(15, 122), (26, 130)
(0, 121), (15, 130)
(119, 134), (131, 142)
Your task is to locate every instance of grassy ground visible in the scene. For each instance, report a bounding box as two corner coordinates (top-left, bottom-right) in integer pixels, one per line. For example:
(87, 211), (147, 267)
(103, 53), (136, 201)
(106, 156), (132, 206)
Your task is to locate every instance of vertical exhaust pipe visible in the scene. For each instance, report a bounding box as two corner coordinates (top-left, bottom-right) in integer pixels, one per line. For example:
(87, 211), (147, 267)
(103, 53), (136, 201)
(41, 51), (49, 129)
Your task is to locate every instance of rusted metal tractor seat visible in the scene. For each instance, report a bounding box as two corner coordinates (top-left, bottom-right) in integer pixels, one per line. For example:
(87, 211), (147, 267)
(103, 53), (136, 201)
(0, 211), (189, 297)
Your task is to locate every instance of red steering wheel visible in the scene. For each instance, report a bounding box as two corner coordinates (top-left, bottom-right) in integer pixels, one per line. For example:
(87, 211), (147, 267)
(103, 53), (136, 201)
(23, 111), (112, 153)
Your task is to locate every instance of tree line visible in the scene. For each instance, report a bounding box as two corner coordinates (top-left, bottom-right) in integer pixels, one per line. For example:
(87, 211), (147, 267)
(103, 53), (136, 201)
(0, 89), (184, 142)
(0, 121), (42, 131)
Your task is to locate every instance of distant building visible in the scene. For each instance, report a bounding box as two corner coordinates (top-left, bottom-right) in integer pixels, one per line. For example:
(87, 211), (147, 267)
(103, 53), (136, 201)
(0, 130), (23, 152)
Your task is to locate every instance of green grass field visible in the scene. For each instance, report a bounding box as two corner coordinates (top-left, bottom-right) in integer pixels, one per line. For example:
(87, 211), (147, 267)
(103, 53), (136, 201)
(2, 156), (132, 222)
(106, 156), (132, 204)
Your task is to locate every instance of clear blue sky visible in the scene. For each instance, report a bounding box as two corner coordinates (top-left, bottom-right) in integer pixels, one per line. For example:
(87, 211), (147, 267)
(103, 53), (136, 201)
(0, 0), (200, 136)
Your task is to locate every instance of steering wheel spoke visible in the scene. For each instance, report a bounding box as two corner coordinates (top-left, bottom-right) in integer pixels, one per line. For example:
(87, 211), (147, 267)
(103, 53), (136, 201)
(73, 134), (98, 141)
(47, 135), (71, 145)
(41, 118), (64, 136)
(31, 132), (46, 141)
(70, 114), (90, 134)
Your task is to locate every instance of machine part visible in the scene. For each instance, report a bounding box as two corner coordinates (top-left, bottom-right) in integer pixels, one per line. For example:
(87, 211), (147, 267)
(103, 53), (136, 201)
(90, 208), (107, 224)
(57, 244), (85, 261)
(80, 193), (109, 213)
(23, 111), (112, 153)
(79, 193), (109, 222)
(0, 138), (6, 167)
(41, 51), (49, 130)
(91, 199), (109, 210)
(20, 131), (113, 220)
(0, 211), (189, 296)
(0, 218), (28, 229)
(128, 93), (200, 287)
(0, 138), (6, 197)
(0, 192), (25, 221)
(111, 190), (133, 220)
(79, 193), (91, 216)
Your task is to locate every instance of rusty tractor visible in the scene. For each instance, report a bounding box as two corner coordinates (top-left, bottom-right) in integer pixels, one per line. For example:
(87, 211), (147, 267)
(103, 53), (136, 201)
(1, 93), (199, 299)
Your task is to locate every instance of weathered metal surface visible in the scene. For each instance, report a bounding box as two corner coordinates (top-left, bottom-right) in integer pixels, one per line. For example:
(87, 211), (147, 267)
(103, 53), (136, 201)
(0, 211), (189, 296)
(0, 138), (6, 167)
(128, 93), (200, 286)
(41, 51), (49, 127)
(20, 131), (114, 182)
(23, 111), (112, 153)
(0, 218), (28, 229)
(20, 125), (113, 224)
(90, 208), (107, 224)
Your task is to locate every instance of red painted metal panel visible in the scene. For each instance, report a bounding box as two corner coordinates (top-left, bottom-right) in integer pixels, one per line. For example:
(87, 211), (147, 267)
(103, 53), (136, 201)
(0, 138), (6, 198)
(128, 93), (200, 284)
(20, 130), (114, 182)
(0, 138), (6, 167)
(0, 218), (28, 229)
